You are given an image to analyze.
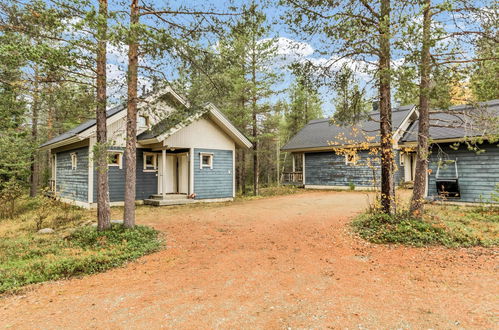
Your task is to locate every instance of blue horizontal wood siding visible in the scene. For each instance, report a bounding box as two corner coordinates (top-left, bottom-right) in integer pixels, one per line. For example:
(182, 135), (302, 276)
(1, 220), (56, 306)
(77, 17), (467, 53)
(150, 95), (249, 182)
(55, 147), (88, 202)
(304, 150), (404, 187)
(93, 148), (158, 202)
(427, 142), (499, 203)
(194, 148), (233, 199)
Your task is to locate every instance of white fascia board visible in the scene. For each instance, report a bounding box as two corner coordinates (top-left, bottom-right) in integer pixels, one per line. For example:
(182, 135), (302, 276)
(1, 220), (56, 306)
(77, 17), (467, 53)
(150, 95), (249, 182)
(393, 105), (419, 144)
(206, 103), (252, 149)
(39, 136), (82, 151)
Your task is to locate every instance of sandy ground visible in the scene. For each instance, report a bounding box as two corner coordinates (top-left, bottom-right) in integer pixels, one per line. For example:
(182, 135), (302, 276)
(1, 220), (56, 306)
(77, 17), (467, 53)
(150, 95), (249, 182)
(1, 191), (498, 329)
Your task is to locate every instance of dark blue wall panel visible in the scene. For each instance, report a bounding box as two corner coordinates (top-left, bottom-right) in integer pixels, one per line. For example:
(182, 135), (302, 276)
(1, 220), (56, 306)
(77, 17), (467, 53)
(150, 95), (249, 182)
(193, 148), (233, 199)
(427, 142), (499, 202)
(55, 147), (88, 202)
(304, 149), (404, 188)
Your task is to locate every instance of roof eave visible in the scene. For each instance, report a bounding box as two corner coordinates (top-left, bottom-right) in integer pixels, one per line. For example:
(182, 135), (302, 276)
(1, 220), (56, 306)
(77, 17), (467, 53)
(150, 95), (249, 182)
(39, 135), (83, 151)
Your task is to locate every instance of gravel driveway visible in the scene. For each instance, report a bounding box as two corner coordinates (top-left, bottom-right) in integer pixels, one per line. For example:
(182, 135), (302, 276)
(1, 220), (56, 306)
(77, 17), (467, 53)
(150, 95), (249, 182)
(1, 191), (497, 329)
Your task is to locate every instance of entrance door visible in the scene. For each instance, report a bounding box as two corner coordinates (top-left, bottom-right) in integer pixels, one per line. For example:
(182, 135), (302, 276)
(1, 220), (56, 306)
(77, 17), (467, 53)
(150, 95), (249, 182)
(403, 152), (417, 182)
(177, 153), (189, 194)
(157, 152), (189, 195)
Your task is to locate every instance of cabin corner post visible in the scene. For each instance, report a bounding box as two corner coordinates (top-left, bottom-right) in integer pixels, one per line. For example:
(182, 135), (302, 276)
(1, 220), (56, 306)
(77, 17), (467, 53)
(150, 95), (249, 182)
(88, 137), (95, 204)
(162, 149), (166, 199)
(232, 146), (236, 198)
(302, 153), (306, 185)
(190, 147), (194, 196)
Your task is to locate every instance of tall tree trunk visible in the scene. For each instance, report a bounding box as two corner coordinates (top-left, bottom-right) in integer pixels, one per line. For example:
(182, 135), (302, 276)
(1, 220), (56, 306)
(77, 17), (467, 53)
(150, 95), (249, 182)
(96, 0), (111, 230)
(410, 0), (431, 216)
(251, 31), (259, 196)
(30, 69), (40, 197)
(241, 150), (247, 195)
(124, 0), (139, 228)
(379, 0), (395, 214)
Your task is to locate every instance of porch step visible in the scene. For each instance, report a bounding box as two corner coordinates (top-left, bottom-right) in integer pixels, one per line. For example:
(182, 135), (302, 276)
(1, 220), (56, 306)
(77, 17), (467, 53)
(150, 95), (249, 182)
(149, 194), (188, 200)
(144, 198), (197, 206)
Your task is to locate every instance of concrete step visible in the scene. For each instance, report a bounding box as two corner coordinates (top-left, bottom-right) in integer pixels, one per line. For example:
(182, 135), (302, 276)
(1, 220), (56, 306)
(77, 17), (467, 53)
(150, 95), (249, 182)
(144, 198), (197, 206)
(149, 194), (188, 200)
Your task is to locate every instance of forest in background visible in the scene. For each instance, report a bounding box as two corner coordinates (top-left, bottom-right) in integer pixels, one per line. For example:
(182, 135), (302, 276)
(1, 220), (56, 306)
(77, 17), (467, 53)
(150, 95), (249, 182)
(0, 0), (497, 225)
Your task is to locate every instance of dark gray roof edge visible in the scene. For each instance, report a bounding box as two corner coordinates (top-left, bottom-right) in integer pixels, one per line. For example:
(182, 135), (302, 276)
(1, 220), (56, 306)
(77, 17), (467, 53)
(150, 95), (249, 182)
(40, 104), (124, 148)
(400, 99), (499, 142)
(307, 104), (416, 125)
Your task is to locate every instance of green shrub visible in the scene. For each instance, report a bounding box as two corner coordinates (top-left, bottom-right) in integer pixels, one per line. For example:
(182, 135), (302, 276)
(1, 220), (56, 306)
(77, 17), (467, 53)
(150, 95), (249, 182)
(0, 224), (162, 294)
(352, 208), (493, 248)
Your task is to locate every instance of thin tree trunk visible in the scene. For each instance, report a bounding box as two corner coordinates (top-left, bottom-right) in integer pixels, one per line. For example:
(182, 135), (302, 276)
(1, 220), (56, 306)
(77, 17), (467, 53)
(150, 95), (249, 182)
(30, 68), (40, 197)
(46, 86), (55, 176)
(410, 0), (431, 216)
(235, 148), (241, 192)
(379, 0), (395, 214)
(96, 0), (111, 230)
(241, 150), (246, 195)
(124, 0), (139, 228)
(251, 30), (259, 196)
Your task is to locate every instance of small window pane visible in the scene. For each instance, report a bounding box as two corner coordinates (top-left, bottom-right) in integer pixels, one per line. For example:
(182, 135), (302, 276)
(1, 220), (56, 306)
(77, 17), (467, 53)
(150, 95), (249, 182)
(202, 155), (211, 166)
(108, 153), (121, 165)
(144, 153), (156, 169)
(137, 116), (148, 127)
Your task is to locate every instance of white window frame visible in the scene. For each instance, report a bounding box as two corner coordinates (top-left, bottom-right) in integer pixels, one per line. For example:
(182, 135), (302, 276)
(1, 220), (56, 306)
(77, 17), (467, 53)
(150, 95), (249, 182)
(108, 151), (123, 169)
(345, 154), (358, 165)
(200, 152), (214, 169)
(137, 115), (150, 129)
(70, 152), (78, 170)
(143, 152), (157, 172)
(399, 153), (405, 166)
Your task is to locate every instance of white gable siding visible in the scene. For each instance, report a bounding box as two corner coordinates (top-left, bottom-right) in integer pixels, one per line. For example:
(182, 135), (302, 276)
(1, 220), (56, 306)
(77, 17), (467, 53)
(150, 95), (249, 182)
(100, 103), (177, 147)
(163, 117), (235, 150)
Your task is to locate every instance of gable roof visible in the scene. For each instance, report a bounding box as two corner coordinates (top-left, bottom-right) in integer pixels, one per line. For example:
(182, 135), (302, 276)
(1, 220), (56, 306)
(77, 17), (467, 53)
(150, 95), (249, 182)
(401, 99), (499, 143)
(282, 105), (416, 152)
(137, 103), (252, 149)
(40, 105), (123, 149)
(40, 86), (252, 150)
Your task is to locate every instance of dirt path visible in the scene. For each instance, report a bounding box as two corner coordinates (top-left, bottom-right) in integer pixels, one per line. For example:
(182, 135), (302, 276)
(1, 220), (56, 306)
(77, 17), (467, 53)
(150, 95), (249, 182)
(1, 191), (498, 329)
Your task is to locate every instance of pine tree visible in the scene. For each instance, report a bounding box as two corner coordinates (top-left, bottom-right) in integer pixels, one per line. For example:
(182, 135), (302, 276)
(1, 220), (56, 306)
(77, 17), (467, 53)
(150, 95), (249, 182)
(286, 64), (323, 136)
(331, 66), (369, 126)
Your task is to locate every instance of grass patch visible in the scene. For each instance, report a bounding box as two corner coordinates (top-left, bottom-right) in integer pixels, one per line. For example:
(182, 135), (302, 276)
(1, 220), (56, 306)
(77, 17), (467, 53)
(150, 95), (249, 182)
(236, 185), (302, 201)
(352, 204), (499, 247)
(0, 196), (162, 295)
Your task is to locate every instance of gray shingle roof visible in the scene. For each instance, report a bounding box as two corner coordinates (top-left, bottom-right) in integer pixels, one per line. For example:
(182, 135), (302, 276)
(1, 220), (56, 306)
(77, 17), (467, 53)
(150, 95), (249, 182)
(401, 99), (499, 142)
(282, 105), (415, 151)
(40, 105), (124, 148)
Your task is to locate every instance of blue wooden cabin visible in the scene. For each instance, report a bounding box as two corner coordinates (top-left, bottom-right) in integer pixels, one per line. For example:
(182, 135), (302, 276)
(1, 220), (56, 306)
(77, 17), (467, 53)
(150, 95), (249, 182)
(282, 100), (499, 203)
(40, 87), (252, 208)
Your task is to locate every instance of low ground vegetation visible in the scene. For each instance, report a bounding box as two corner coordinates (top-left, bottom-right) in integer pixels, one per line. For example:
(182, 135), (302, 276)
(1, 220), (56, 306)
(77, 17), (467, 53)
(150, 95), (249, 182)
(0, 196), (162, 294)
(236, 185), (302, 200)
(353, 203), (499, 247)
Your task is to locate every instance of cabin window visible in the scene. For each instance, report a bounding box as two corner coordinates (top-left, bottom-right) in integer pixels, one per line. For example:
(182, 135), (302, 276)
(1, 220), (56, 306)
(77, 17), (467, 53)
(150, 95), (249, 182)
(345, 154), (358, 165)
(293, 153), (303, 172)
(108, 151), (123, 169)
(70, 153), (78, 170)
(143, 152), (157, 171)
(200, 153), (213, 169)
(137, 115), (149, 128)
